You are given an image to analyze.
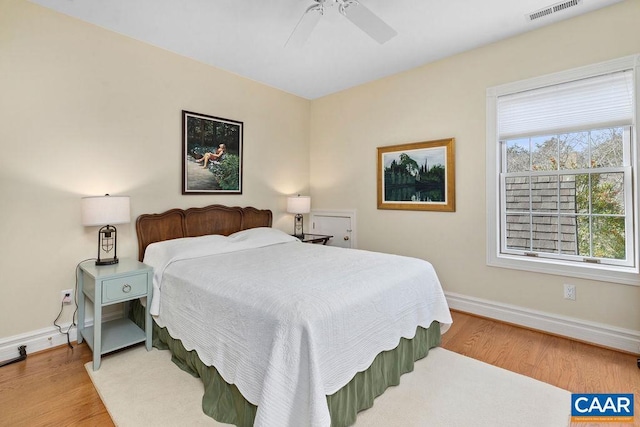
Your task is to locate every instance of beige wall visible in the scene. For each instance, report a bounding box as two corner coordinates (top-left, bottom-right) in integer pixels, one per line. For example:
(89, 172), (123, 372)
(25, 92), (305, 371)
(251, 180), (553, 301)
(2, 0), (639, 343)
(309, 0), (640, 331)
(0, 0), (310, 337)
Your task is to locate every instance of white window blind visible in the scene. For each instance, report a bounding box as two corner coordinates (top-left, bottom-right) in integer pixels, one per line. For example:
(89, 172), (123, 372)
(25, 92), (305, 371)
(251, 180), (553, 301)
(497, 70), (634, 140)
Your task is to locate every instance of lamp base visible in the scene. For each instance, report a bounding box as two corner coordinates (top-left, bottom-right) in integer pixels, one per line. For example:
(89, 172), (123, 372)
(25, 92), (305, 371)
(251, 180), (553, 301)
(95, 257), (119, 266)
(294, 214), (304, 238)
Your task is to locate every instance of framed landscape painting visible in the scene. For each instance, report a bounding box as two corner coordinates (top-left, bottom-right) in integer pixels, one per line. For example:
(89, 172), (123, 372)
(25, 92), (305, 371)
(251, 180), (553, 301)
(182, 110), (243, 194)
(377, 138), (455, 211)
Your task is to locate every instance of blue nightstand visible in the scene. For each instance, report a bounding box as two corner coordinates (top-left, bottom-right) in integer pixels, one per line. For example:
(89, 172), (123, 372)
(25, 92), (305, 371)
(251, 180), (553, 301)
(77, 259), (153, 370)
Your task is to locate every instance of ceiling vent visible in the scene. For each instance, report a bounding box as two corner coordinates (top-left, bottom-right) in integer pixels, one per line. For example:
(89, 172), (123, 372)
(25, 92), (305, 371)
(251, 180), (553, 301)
(527, 0), (583, 21)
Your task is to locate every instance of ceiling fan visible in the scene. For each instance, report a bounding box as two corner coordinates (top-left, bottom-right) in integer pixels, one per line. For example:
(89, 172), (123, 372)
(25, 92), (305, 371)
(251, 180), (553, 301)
(286, 0), (397, 47)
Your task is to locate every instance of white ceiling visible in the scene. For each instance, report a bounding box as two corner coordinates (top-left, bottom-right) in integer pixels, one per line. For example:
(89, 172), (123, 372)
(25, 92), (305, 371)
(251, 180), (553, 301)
(30, 0), (623, 99)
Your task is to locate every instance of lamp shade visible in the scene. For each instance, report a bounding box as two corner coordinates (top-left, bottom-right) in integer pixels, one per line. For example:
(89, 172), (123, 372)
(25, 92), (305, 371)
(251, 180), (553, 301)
(287, 195), (311, 214)
(81, 195), (131, 226)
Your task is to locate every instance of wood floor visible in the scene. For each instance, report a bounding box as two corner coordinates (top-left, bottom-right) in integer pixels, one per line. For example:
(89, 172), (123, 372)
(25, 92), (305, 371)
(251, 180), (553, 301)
(0, 341), (112, 427)
(0, 310), (638, 426)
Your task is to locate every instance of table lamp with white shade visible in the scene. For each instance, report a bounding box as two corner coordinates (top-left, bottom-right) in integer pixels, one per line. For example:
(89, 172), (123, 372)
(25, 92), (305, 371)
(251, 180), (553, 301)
(287, 195), (310, 238)
(81, 194), (130, 265)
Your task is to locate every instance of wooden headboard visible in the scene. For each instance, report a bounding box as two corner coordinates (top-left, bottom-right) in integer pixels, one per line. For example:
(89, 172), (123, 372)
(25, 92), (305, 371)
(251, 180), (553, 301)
(135, 204), (273, 261)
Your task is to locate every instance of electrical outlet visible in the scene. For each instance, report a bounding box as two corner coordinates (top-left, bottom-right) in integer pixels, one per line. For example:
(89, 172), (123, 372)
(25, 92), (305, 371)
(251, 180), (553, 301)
(563, 284), (576, 301)
(60, 289), (74, 305)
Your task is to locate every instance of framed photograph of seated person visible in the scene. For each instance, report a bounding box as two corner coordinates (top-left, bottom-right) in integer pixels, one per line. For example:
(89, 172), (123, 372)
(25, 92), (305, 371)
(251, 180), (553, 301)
(377, 138), (455, 212)
(182, 110), (243, 194)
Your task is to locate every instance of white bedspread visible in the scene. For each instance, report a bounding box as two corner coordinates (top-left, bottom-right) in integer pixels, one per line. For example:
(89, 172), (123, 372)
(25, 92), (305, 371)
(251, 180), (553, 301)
(143, 228), (452, 427)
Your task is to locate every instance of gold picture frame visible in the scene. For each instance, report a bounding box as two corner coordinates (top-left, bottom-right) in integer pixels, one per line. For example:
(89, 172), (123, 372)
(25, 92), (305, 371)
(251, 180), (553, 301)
(377, 138), (455, 211)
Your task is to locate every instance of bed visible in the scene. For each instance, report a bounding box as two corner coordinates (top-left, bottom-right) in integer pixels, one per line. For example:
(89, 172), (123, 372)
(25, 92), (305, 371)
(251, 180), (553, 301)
(134, 204), (452, 427)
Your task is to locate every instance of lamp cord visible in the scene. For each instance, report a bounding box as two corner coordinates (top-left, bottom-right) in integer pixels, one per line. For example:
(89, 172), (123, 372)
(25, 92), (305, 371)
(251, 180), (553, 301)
(52, 258), (95, 349)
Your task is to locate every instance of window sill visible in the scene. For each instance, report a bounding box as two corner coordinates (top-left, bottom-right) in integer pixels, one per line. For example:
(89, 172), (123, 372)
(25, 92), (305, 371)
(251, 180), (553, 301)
(487, 253), (640, 286)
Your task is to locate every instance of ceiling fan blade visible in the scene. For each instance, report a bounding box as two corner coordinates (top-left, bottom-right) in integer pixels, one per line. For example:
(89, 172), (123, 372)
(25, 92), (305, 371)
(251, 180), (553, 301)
(341, 1), (397, 44)
(285, 4), (323, 48)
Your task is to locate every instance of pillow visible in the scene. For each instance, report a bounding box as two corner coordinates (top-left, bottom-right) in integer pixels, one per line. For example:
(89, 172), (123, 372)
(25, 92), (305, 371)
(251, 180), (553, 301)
(228, 227), (299, 245)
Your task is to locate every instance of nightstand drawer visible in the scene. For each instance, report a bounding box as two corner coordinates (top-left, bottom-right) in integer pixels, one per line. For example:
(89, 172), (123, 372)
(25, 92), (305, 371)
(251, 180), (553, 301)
(102, 274), (148, 303)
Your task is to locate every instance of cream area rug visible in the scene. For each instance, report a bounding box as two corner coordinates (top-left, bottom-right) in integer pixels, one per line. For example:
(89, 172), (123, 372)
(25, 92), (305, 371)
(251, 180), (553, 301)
(86, 346), (571, 427)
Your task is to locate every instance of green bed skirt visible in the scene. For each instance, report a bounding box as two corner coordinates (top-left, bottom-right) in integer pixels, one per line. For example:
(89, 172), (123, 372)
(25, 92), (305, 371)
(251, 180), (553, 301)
(130, 299), (441, 427)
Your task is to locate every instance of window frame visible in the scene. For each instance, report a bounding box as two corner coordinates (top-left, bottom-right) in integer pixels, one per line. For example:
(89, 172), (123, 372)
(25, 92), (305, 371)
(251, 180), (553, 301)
(486, 55), (640, 286)
(500, 129), (632, 266)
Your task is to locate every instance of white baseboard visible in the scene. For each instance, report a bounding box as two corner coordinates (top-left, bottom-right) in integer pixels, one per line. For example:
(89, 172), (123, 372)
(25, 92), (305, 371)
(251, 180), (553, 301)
(446, 291), (640, 354)
(0, 310), (122, 364)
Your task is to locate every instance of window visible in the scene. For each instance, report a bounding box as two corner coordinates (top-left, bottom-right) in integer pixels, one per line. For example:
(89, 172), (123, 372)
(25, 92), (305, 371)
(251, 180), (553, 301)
(486, 56), (639, 285)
